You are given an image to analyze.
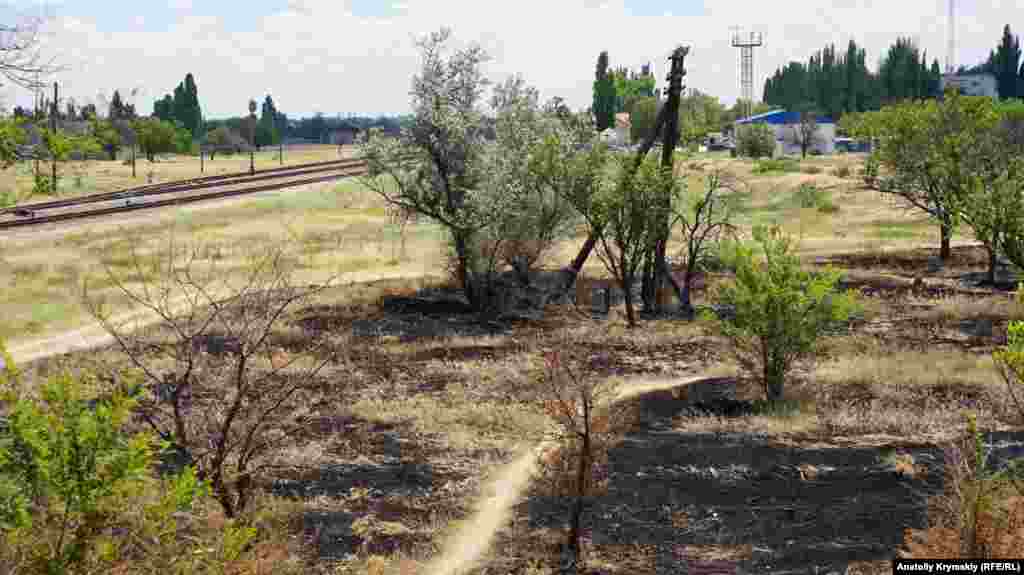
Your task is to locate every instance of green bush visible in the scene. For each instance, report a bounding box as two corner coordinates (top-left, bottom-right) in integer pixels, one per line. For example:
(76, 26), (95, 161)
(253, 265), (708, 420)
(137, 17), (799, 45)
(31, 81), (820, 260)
(0, 341), (277, 574)
(861, 153), (880, 185)
(793, 182), (838, 214)
(736, 124), (776, 159)
(702, 225), (860, 401)
(753, 158), (800, 175)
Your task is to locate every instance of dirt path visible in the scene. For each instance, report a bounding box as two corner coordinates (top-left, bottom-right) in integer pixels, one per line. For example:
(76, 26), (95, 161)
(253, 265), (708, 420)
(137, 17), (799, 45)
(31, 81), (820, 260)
(424, 376), (708, 575)
(5, 268), (438, 367)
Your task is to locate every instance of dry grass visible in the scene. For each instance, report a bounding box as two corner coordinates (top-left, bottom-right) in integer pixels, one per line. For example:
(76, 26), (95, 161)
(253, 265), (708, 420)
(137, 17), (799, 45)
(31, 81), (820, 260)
(0, 144), (353, 203)
(9, 150), (1024, 573)
(909, 293), (1024, 324)
(0, 177), (445, 349)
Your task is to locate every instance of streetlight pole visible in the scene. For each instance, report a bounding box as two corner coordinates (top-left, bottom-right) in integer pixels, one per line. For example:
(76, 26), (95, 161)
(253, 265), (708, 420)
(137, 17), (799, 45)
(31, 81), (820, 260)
(248, 99), (257, 175)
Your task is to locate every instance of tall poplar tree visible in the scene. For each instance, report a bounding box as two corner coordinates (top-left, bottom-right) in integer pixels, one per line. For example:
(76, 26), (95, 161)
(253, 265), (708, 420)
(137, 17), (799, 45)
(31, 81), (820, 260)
(993, 25), (1022, 99)
(592, 51), (615, 132)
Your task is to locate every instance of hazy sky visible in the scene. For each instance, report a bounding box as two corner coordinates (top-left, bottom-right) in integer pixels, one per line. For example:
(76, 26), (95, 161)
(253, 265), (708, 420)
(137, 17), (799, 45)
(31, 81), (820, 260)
(2, 0), (1019, 119)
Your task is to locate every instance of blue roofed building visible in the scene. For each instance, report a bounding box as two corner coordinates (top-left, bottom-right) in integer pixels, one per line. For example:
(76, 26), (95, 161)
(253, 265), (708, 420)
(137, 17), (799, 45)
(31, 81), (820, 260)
(734, 109), (837, 156)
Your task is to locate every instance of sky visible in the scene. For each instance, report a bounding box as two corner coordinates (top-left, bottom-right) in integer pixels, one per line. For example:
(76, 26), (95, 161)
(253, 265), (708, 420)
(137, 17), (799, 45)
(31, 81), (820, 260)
(0, 0), (1019, 120)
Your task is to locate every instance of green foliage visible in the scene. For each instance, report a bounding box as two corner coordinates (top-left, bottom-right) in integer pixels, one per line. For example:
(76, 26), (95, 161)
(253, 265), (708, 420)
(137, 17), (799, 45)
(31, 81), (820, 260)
(991, 25), (1022, 100)
(849, 91), (1001, 258)
(628, 97), (658, 144)
(763, 37), (942, 119)
(678, 89), (726, 142)
(31, 173), (51, 197)
(593, 155), (676, 327)
(152, 73), (202, 137)
(702, 225), (860, 400)
(793, 182), (837, 213)
(256, 95), (280, 148)
(0, 117), (26, 168)
(132, 118), (178, 161)
(752, 158), (799, 174)
(610, 66), (656, 114)
(90, 118), (121, 160)
(172, 123), (193, 155)
(736, 123), (776, 158)
(0, 341), (165, 572)
(593, 51), (616, 132)
(995, 289), (1024, 425)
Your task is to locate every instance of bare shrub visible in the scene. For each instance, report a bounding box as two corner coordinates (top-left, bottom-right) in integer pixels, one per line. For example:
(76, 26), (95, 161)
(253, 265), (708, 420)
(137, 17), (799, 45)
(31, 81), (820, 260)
(82, 231), (341, 519)
(903, 413), (1024, 558)
(534, 350), (636, 573)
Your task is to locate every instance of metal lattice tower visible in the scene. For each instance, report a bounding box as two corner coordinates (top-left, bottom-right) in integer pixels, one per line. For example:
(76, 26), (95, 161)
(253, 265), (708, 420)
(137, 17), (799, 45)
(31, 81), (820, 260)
(945, 0), (956, 74)
(731, 29), (763, 120)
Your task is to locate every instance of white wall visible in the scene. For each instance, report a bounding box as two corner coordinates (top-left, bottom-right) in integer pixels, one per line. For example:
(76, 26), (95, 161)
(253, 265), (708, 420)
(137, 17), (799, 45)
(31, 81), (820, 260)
(778, 123), (835, 156)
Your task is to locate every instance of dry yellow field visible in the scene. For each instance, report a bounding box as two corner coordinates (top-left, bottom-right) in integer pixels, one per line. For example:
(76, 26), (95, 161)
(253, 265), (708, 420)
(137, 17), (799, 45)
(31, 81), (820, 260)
(0, 151), (978, 361)
(0, 144), (356, 203)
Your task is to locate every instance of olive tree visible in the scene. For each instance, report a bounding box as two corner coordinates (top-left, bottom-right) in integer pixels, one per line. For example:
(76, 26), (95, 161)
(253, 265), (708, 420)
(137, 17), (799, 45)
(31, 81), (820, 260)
(473, 77), (583, 288)
(363, 28), (603, 312)
(361, 28), (496, 310)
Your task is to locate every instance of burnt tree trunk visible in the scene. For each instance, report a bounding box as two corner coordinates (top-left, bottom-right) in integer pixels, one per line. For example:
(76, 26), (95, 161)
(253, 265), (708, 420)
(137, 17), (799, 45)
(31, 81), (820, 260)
(557, 47), (689, 303)
(940, 219), (953, 262)
(986, 244), (997, 286)
(452, 231), (478, 310)
(554, 104), (671, 297)
(643, 46), (689, 314)
(565, 390), (593, 572)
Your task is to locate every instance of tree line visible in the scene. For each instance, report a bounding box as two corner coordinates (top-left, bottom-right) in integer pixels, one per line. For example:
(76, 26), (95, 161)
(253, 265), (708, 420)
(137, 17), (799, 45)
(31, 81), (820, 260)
(962, 24), (1024, 99)
(764, 25), (1024, 119)
(593, 49), (772, 146)
(763, 38), (942, 119)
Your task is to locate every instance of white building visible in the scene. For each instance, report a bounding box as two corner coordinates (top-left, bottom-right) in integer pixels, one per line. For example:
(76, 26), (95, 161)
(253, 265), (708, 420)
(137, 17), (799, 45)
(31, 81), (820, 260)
(614, 113), (631, 146)
(939, 73), (998, 98)
(733, 109), (836, 156)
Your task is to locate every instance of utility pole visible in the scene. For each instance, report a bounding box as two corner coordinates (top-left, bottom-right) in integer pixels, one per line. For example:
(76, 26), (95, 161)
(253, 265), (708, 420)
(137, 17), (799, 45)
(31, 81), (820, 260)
(50, 82), (57, 195)
(946, 0), (956, 74)
(33, 72), (39, 179)
(248, 99), (257, 175)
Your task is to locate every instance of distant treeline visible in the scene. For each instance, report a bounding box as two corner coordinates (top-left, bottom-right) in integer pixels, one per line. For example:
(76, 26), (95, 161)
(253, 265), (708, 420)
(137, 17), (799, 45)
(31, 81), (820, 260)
(762, 38), (942, 120)
(763, 25), (1024, 119)
(205, 113), (408, 144)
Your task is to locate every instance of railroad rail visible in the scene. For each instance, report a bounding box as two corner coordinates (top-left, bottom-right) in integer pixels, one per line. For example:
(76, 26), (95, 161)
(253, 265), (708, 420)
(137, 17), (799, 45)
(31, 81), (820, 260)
(0, 158), (371, 230)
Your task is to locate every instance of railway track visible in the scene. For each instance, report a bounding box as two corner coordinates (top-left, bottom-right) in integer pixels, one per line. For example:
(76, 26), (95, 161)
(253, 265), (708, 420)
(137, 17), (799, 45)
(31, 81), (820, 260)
(0, 158), (370, 230)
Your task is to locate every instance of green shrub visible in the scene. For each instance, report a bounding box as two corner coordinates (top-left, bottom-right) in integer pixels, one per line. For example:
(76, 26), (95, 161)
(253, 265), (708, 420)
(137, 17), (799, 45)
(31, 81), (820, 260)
(702, 225), (860, 401)
(752, 158), (800, 175)
(0, 343), (165, 571)
(736, 124), (776, 159)
(793, 182), (838, 214)
(0, 341), (275, 574)
(861, 153), (880, 185)
(903, 411), (1024, 558)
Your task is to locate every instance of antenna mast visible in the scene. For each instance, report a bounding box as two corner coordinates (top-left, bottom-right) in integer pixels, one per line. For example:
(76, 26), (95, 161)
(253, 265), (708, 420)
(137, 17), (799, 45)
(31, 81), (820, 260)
(731, 28), (763, 120)
(945, 0), (956, 74)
